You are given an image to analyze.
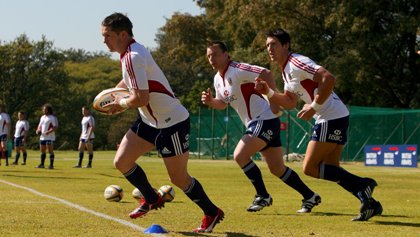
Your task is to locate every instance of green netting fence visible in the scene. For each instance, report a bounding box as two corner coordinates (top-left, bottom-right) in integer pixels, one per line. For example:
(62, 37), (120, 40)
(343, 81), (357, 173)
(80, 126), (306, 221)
(190, 106), (420, 161)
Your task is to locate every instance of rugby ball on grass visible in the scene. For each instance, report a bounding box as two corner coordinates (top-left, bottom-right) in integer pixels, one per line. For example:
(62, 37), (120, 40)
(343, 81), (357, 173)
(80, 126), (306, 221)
(131, 188), (144, 200)
(93, 88), (130, 115)
(158, 185), (175, 202)
(104, 185), (123, 202)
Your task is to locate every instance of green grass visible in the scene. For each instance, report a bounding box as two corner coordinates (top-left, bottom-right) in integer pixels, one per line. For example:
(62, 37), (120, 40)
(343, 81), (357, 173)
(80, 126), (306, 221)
(0, 150), (419, 236)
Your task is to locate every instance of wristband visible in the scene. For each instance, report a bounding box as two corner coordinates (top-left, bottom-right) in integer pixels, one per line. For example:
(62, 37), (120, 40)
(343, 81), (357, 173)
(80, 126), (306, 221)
(119, 98), (128, 108)
(310, 101), (322, 111)
(266, 88), (275, 99)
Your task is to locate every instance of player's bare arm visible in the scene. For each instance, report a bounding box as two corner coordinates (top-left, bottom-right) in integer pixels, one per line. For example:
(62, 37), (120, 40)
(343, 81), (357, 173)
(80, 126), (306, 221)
(201, 88), (228, 110)
(297, 67), (335, 121)
(255, 78), (298, 110)
(115, 79), (128, 89)
(107, 88), (149, 114)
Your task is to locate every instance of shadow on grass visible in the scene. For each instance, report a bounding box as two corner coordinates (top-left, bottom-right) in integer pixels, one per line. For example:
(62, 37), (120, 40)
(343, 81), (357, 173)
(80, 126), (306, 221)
(2, 174), (90, 180)
(175, 231), (259, 237)
(374, 220), (420, 228)
(97, 173), (125, 179)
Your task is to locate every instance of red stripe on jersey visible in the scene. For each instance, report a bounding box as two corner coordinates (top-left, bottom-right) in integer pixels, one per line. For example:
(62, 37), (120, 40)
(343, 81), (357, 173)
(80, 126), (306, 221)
(148, 80), (175, 98)
(48, 123), (54, 131)
(20, 127), (26, 137)
(230, 61), (264, 74)
(300, 79), (318, 101)
(240, 83), (261, 120)
(289, 56), (317, 75)
(147, 80), (175, 127)
(146, 104), (158, 126)
(125, 49), (138, 89)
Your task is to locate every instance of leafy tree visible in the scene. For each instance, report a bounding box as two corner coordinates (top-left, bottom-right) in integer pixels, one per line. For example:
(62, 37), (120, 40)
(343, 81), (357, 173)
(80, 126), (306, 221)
(0, 34), (73, 148)
(153, 13), (218, 113)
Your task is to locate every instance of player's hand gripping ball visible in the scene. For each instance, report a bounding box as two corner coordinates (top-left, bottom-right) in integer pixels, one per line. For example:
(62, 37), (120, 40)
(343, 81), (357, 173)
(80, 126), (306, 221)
(104, 185), (123, 202)
(92, 88), (130, 115)
(158, 185), (175, 202)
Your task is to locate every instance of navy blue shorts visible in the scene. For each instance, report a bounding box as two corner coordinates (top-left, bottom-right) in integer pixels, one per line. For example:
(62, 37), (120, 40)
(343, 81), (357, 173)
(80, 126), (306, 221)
(40, 140), (54, 146)
(130, 117), (190, 158)
(80, 139), (94, 144)
(311, 116), (349, 145)
(245, 117), (282, 150)
(14, 137), (25, 147)
(0, 134), (6, 142)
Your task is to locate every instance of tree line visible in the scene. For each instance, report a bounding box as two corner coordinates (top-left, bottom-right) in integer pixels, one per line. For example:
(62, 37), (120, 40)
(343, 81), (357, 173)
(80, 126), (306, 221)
(0, 0), (418, 150)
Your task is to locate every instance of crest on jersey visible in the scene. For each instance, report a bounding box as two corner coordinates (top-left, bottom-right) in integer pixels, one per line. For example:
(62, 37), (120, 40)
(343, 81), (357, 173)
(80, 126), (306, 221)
(227, 77), (233, 85)
(224, 90), (229, 97)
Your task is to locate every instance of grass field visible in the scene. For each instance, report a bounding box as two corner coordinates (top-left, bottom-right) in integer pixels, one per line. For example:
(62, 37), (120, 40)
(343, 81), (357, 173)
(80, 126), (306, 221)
(0, 150), (419, 237)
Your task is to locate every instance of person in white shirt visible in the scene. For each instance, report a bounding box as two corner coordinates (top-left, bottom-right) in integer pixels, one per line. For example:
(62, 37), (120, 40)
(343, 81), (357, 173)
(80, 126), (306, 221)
(35, 104), (58, 169)
(12, 111), (29, 165)
(73, 106), (95, 168)
(0, 105), (11, 166)
(256, 28), (382, 221)
(100, 13), (223, 233)
(202, 41), (321, 214)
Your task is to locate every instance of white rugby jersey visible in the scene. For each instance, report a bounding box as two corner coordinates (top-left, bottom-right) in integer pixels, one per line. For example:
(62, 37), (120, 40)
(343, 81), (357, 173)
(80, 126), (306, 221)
(214, 61), (277, 126)
(80, 115), (95, 139)
(14, 120), (29, 138)
(38, 115), (58, 141)
(120, 40), (189, 128)
(0, 112), (11, 136)
(282, 53), (349, 122)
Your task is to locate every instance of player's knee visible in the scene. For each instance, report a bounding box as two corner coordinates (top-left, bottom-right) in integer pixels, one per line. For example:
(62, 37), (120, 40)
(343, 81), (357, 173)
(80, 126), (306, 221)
(302, 163), (318, 178)
(169, 175), (190, 191)
(113, 157), (125, 171)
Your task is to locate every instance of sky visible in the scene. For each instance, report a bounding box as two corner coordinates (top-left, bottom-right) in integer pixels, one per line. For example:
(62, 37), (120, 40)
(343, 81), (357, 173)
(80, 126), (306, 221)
(0, 0), (203, 54)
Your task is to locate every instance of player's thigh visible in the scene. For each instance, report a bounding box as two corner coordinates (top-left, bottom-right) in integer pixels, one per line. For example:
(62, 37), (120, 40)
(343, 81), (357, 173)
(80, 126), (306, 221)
(77, 141), (85, 151)
(86, 142), (93, 152)
(163, 152), (191, 190)
(234, 135), (266, 167)
(47, 143), (54, 153)
(0, 140), (6, 149)
(114, 129), (154, 171)
(261, 146), (286, 176)
(303, 141), (340, 170)
(40, 144), (47, 153)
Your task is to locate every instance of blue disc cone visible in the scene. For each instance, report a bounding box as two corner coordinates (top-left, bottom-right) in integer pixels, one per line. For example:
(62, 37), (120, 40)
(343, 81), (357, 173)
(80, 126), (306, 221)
(144, 224), (168, 234)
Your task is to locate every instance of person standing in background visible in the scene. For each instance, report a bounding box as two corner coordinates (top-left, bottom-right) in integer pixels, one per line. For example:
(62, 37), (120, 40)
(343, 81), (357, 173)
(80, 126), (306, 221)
(35, 104), (58, 169)
(12, 111), (29, 165)
(0, 105), (11, 166)
(74, 106), (95, 168)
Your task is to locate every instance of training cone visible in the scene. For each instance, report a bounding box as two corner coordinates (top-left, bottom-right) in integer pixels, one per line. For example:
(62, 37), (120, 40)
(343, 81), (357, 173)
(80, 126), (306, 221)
(144, 224), (168, 234)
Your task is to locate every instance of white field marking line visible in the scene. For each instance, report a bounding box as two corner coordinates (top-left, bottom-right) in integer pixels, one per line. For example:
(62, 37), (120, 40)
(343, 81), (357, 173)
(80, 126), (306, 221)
(0, 179), (167, 237)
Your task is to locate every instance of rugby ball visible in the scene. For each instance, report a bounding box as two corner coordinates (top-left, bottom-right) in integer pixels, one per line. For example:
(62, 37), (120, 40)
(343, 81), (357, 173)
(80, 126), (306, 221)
(104, 185), (123, 202)
(92, 88), (130, 115)
(131, 188), (144, 200)
(158, 185), (175, 202)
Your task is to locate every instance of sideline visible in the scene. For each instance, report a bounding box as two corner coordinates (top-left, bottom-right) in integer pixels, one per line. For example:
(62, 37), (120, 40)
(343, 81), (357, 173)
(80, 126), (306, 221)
(0, 179), (166, 236)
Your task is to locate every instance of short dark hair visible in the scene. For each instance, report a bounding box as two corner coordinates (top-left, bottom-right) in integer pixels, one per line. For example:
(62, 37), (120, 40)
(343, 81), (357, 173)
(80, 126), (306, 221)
(43, 103), (53, 115)
(102, 12), (134, 36)
(207, 41), (229, 52)
(266, 28), (291, 50)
